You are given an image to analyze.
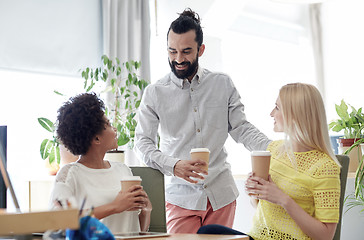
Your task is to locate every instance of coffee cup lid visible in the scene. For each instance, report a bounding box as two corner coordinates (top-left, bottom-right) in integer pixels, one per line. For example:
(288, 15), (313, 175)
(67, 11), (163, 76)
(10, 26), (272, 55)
(121, 176), (142, 181)
(190, 148), (210, 153)
(251, 151), (271, 156)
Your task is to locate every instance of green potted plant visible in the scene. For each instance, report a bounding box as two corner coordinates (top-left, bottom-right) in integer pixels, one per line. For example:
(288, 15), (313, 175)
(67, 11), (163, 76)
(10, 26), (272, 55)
(38, 55), (148, 170)
(329, 99), (364, 172)
(81, 55), (149, 149)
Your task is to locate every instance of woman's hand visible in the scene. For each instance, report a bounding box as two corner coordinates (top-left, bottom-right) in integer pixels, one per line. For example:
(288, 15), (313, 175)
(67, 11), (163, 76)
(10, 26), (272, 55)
(139, 192), (152, 231)
(113, 185), (149, 213)
(141, 193), (152, 213)
(92, 185), (150, 220)
(245, 173), (290, 207)
(131, 188), (152, 213)
(245, 172), (337, 240)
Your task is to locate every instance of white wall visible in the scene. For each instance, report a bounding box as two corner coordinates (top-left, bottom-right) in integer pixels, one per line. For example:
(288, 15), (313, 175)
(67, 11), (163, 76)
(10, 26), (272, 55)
(0, 0), (102, 76)
(322, 0), (364, 122)
(150, 0), (315, 176)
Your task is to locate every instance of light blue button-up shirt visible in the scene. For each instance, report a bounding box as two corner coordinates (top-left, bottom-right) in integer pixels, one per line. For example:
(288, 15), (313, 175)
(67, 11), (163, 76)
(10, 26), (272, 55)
(134, 67), (271, 211)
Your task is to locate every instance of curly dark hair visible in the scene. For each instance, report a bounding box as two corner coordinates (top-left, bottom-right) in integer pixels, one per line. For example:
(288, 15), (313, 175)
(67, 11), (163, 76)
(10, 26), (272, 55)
(167, 8), (203, 47)
(56, 92), (106, 155)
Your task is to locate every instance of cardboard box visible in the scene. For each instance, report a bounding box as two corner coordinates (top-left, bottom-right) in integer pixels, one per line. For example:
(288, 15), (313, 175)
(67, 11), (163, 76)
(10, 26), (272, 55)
(0, 209), (79, 236)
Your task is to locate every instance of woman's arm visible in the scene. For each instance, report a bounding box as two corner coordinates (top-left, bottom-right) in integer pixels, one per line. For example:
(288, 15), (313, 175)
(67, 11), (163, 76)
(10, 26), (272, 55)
(92, 185), (148, 220)
(247, 175), (337, 240)
(281, 194), (337, 240)
(138, 195), (152, 232)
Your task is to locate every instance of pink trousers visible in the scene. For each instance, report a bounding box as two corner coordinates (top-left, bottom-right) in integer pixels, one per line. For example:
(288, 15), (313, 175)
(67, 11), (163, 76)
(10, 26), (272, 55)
(165, 199), (236, 233)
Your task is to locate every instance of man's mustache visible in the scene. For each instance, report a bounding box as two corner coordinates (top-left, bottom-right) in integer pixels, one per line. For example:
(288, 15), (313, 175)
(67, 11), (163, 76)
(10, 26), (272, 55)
(172, 61), (190, 67)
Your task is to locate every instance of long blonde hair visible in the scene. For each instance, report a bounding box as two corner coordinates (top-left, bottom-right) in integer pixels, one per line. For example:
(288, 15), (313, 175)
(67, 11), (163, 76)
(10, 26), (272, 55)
(279, 83), (340, 167)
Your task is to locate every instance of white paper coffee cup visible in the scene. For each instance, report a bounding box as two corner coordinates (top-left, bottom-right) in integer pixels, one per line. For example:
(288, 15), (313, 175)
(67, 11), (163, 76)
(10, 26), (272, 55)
(190, 148), (210, 173)
(121, 176), (142, 190)
(251, 151), (271, 180)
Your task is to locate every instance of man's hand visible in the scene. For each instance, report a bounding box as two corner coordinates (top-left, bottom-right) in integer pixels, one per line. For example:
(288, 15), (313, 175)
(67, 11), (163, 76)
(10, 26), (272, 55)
(174, 159), (208, 183)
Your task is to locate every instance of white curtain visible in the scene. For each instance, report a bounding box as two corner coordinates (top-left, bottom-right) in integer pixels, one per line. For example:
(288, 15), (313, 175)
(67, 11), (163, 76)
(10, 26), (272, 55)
(102, 0), (151, 82)
(309, 4), (325, 99)
(102, 0), (150, 165)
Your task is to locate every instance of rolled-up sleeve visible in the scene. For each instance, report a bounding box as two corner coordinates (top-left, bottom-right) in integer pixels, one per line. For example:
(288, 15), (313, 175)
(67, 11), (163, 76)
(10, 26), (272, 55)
(226, 77), (271, 151)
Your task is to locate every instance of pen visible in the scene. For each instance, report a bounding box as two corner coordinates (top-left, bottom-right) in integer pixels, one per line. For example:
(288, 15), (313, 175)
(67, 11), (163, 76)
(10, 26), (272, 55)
(55, 199), (63, 208)
(79, 196), (87, 216)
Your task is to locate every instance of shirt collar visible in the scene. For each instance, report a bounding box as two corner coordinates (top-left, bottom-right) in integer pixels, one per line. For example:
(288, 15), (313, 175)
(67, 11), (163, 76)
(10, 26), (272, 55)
(170, 66), (204, 89)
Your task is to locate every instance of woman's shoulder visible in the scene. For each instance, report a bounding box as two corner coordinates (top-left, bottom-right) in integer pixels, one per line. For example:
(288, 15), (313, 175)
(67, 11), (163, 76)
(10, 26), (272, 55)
(55, 162), (80, 183)
(310, 152), (340, 178)
(109, 161), (133, 175)
(109, 161), (128, 168)
(267, 140), (284, 152)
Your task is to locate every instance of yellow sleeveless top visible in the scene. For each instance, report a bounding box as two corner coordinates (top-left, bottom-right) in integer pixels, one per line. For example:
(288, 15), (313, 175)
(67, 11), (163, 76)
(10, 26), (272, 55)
(249, 140), (340, 240)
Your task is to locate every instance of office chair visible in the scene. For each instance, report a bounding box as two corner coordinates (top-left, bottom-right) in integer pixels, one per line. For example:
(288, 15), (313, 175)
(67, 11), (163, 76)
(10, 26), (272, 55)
(333, 155), (350, 240)
(130, 167), (167, 233)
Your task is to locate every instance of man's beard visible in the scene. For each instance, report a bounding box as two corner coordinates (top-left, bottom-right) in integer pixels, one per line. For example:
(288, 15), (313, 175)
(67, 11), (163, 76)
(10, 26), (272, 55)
(169, 57), (199, 80)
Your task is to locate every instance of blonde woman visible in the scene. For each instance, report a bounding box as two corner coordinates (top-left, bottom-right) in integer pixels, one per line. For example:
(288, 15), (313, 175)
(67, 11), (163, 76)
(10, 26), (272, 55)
(198, 83), (341, 240)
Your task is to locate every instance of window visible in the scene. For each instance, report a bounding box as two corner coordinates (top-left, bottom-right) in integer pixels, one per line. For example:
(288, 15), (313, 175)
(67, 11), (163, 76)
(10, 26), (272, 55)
(149, 1), (315, 174)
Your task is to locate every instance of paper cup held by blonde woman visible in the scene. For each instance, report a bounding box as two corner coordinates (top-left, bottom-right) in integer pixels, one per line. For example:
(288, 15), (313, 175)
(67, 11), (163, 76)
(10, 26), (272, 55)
(251, 151), (271, 180)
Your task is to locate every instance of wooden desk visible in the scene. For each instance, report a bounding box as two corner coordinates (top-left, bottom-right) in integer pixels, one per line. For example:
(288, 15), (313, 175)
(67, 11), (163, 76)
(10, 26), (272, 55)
(119, 234), (249, 240)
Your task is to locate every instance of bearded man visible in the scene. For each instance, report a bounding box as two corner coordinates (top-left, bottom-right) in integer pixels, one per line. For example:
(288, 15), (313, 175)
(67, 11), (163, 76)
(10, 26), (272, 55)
(135, 8), (271, 234)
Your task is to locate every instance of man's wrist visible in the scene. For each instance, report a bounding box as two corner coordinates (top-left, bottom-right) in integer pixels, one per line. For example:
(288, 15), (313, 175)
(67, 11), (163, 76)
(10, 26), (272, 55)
(173, 160), (181, 176)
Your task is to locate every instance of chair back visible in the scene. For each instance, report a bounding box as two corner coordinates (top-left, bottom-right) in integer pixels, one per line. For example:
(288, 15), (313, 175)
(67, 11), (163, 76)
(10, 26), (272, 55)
(333, 155), (350, 240)
(130, 166), (167, 233)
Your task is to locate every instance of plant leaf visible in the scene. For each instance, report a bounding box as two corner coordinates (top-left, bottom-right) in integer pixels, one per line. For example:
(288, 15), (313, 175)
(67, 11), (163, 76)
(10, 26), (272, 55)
(336, 100), (350, 121)
(118, 132), (129, 146)
(48, 146), (55, 164)
(331, 125), (344, 132)
(53, 90), (65, 96)
(135, 61), (141, 69)
(40, 139), (50, 159)
(135, 100), (141, 108)
(38, 118), (54, 132)
(56, 146), (61, 164)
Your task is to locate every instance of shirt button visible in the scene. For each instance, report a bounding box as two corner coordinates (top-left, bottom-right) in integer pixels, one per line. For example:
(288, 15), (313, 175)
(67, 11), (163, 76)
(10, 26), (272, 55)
(197, 129), (200, 133)
(191, 88), (194, 91)
(204, 185), (207, 189)
(194, 108), (197, 112)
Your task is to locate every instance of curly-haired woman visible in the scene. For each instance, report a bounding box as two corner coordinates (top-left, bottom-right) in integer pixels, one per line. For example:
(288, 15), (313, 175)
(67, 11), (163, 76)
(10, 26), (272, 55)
(50, 92), (151, 233)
